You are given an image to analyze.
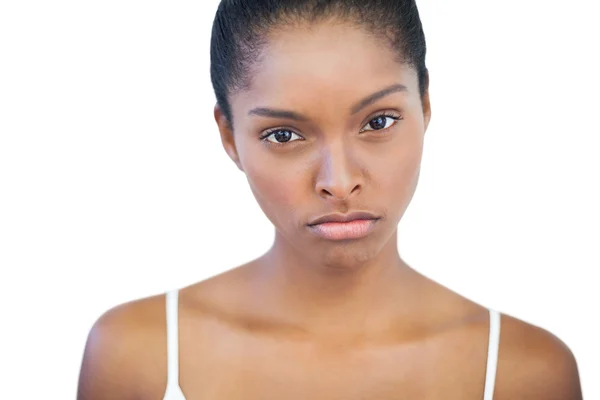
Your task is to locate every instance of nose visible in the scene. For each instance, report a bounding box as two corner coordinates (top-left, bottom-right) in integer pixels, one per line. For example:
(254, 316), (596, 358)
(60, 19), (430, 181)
(314, 142), (363, 201)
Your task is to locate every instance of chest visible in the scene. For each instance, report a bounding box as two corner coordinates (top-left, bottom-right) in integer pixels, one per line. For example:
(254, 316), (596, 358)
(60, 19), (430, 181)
(146, 332), (490, 400)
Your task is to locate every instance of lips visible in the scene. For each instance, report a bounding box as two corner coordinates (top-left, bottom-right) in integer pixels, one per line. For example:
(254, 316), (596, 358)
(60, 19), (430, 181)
(307, 211), (380, 226)
(307, 219), (379, 240)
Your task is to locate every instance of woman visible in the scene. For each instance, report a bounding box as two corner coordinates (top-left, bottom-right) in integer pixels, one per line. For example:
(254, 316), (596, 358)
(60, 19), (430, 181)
(77, 1), (583, 399)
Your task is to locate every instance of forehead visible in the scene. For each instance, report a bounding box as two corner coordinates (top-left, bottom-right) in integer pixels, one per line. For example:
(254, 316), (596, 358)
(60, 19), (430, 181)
(231, 21), (419, 120)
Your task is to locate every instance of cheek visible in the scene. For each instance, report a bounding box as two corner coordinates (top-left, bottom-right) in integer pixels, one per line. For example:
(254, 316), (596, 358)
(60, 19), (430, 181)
(244, 161), (306, 225)
(235, 133), (309, 227)
(377, 133), (424, 208)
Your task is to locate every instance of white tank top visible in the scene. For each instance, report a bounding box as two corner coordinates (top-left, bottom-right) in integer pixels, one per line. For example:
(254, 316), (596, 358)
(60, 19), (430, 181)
(162, 289), (501, 400)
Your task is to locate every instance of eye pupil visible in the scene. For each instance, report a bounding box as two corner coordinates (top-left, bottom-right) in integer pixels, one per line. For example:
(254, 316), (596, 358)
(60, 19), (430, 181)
(274, 130), (292, 142)
(369, 116), (387, 130)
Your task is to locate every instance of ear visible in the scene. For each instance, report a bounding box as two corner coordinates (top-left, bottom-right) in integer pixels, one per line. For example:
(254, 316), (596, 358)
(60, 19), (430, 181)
(214, 103), (244, 172)
(421, 70), (432, 133)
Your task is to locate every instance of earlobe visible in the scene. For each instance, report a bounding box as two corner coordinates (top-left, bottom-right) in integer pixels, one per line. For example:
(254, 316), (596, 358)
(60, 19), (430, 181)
(214, 104), (244, 172)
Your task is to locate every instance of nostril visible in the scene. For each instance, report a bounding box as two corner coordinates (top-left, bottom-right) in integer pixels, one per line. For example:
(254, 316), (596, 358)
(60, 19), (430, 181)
(319, 184), (361, 201)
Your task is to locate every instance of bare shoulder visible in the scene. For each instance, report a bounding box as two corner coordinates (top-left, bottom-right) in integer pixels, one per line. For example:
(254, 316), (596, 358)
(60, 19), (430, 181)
(413, 271), (583, 399)
(77, 293), (169, 400)
(494, 313), (582, 400)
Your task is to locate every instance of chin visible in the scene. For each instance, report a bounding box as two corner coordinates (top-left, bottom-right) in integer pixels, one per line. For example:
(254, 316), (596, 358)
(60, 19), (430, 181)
(304, 234), (388, 270)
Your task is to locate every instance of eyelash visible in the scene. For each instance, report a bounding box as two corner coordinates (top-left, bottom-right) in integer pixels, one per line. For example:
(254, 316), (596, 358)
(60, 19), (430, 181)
(259, 111), (403, 148)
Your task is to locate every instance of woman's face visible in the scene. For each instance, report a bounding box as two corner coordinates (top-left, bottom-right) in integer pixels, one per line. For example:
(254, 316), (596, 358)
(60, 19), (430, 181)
(216, 21), (431, 267)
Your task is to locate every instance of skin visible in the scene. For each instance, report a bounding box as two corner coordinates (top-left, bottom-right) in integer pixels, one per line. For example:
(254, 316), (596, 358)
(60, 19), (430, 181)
(77, 20), (583, 400)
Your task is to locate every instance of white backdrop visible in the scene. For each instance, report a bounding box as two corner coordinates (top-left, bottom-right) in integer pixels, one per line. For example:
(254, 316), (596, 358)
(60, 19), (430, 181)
(1, 0), (598, 398)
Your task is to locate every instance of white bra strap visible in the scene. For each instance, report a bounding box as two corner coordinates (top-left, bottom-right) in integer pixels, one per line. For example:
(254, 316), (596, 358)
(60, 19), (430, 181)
(483, 308), (501, 400)
(166, 289), (180, 387)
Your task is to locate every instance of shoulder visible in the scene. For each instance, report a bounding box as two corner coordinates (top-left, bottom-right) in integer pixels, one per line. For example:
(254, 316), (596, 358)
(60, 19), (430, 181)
(77, 293), (168, 400)
(494, 313), (582, 400)
(421, 277), (583, 399)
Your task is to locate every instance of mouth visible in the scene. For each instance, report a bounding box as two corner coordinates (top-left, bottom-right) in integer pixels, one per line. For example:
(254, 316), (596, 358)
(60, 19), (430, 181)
(307, 211), (380, 226)
(306, 211), (380, 240)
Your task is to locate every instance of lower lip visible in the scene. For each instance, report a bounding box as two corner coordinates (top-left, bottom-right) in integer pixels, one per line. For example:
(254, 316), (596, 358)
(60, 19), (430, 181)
(307, 219), (379, 240)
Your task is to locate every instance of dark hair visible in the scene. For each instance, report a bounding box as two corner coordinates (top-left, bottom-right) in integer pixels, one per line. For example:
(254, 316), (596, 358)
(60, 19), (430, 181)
(210, 0), (428, 129)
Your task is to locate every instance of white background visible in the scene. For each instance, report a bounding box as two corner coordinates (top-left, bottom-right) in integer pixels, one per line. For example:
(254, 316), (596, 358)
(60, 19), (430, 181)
(1, 0), (598, 398)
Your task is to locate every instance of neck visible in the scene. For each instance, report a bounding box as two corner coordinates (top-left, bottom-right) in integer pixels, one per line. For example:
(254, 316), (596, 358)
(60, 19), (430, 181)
(250, 228), (422, 339)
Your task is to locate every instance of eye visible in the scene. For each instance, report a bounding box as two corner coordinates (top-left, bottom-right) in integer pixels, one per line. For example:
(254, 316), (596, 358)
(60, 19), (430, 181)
(360, 112), (402, 133)
(260, 128), (304, 146)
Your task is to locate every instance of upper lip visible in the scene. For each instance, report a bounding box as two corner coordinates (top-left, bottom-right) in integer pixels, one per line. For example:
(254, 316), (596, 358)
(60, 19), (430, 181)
(307, 211), (380, 226)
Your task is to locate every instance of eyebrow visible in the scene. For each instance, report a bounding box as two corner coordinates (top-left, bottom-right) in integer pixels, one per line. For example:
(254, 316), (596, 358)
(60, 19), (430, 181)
(247, 83), (408, 121)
